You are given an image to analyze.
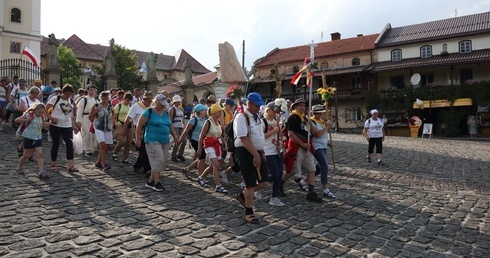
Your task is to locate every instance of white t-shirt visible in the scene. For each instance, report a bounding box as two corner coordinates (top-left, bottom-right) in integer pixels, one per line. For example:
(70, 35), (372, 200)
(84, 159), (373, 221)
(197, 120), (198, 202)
(0, 86), (6, 101)
(127, 101), (147, 127)
(233, 109), (265, 151)
(364, 118), (384, 138)
(76, 96), (97, 123)
(10, 88), (29, 106)
(263, 118), (282, 156)
(20, 96), (41, 110)
(48, 96), (74, 128)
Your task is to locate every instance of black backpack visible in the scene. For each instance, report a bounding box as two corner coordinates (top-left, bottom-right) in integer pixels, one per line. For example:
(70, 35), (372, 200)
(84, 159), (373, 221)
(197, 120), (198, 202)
(225, 114), (250, 153)
(187, 116), (198, 140)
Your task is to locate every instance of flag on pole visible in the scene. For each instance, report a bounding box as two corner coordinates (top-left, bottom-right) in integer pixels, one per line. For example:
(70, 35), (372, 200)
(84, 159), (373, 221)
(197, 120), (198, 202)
(290, 57), (315, 87)
(22, 47), (40, 67)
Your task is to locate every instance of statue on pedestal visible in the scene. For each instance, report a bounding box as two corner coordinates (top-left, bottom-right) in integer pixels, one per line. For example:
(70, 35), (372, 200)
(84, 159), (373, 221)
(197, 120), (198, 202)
(182, 58), (193, 85)
(104, 38), (116, 75)
(48, 33), (59, 67)
(145, 52), (158, 80)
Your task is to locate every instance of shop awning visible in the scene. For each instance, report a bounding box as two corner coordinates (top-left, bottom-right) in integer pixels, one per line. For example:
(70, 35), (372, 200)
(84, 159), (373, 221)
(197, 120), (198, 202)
(413, 98), (473, 109)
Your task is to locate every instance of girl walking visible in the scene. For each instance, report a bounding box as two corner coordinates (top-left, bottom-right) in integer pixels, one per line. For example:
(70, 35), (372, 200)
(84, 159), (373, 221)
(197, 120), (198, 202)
(15, 103), (51, 179)
(89, 91), (114, 171)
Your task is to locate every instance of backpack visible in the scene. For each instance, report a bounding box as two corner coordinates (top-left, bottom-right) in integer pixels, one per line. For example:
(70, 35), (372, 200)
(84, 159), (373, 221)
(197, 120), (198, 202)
(225, 114), (250, 153)
(16, 112), (42, 138)
(187, 116), (198, 140)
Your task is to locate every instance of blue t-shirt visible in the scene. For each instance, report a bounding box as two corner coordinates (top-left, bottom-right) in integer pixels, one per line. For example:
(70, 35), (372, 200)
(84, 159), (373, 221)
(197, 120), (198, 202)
(142, 108), (171, 144)
(188, 116), (205, 141)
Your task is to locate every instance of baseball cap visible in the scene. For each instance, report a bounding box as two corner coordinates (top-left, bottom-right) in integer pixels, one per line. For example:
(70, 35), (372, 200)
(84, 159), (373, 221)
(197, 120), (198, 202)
(247, 92), (264, 106)
(225, 99), (235, 106)
(194, 104), (208, 112)
(156, 94), (168, 106)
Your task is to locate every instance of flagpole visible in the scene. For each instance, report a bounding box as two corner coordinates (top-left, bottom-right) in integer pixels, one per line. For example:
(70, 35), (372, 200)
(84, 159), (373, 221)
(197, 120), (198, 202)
(307, 40), (317, 144)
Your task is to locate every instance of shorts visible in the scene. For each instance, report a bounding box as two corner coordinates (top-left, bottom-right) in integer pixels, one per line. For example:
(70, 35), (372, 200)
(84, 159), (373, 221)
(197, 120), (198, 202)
(235, 147), (269, 187)
(190, 140), (206, 160)
(205, 147), (221, 160)
(23, 138), (43, 149)
(0, 100), (6, 109)
(292, 147), (316, 174)
(145, 142), (169, 172)
(95, 129), (114, 144)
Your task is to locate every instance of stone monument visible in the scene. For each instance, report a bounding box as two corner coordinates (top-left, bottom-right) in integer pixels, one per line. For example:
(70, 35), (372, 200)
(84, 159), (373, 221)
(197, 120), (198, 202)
(180, 58), (195, 105)
(218, 41), (247, 83)
(45, 33), (62, 84)
(145, 52), (159, 94)
(104, 38), (118, 90)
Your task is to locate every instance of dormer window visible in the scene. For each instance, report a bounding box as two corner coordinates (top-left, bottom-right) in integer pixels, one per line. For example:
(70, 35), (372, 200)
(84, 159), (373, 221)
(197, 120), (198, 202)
(391, 49), (402, 62)
(11, 8), (21, 23)
(442, 44), (447, 52)
(420, 45), (432, 58)
(351, 58), (360, 66)
(459, 40), (472, 53)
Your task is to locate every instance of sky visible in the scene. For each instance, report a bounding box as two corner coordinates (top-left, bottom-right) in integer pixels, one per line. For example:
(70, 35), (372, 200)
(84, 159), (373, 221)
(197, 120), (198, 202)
(41, 0), (490, 71)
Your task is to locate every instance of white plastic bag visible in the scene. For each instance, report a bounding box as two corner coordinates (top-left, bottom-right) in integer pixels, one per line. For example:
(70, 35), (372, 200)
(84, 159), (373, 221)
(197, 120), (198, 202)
(73, 132), (83, 155)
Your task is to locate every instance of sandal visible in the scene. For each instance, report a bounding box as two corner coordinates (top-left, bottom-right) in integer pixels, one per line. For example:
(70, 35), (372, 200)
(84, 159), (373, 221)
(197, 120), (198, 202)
(27, 157), (36, 162)
(196, 178), (209, 187)
(38, 172), (49, 180)
(182, 167), (190, 179)
(235, 192), (246, 208)
(67, 166), (79, 173)
(242, 214), (259, 224)
(50, 165), (59, 172)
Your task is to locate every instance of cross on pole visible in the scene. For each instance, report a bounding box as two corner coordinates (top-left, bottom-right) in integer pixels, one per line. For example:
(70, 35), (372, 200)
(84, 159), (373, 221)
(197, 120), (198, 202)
(307, 40), (317, 144)
(308, 40), (317, 62)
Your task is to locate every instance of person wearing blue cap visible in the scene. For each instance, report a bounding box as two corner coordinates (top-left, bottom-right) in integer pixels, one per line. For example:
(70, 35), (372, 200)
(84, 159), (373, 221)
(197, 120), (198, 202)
(176, 104), (208, 179)
(234, 92), (269, 224)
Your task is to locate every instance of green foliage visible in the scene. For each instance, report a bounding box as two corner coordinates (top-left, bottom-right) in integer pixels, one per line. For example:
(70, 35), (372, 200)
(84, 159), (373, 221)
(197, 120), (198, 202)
(58, 45), (81, 89)
(97, 44), (146, 91)
(441, 108), (465, 137)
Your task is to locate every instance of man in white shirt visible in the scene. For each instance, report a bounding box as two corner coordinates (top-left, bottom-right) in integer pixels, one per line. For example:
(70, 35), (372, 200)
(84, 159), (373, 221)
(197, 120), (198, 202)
(233, 92), (269, 224)
(123, 91), (153, 174)
(76, 85), (98, 157)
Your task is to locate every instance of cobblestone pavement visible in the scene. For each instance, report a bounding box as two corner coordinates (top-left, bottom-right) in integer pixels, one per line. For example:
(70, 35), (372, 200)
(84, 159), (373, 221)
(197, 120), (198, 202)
(0, 127), (489, 257)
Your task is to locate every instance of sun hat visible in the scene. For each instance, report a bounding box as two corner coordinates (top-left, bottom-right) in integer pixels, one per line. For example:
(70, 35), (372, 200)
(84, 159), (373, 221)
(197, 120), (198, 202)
(54, 87), (62, 92)
(142, 91), (154, 99)
(247, 92), (264, 106)
(172, 95), (182, 102)
(194, 104), (208, 112)
(291, 99), (307, 110)
(311, 104), (326, 113)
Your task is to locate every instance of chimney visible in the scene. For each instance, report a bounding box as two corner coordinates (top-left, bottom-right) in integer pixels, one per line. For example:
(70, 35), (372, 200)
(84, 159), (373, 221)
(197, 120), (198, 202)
(357, 34), (363, 37)
(331, 32), (341, 41)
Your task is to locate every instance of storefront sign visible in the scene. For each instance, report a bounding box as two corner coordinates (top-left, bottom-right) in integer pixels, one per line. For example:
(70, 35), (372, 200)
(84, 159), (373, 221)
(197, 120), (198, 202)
(413, 98), (473, 109)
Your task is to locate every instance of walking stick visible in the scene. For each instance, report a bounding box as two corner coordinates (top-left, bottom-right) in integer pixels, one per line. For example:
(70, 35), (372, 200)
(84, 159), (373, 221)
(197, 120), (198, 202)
(328, 128), (336, 169)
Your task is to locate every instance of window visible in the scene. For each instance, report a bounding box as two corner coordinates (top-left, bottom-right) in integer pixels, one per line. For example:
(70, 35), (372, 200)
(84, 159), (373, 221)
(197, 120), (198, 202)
(390, 75), (404, 89)
(349, 107), (362, 121)
(459, 40), (472, 53)
(351, 58), (360, 66)
(10, 42), (21, 53)
(460, 69), (473, 83)
(442, 44), (447, 52)
(321, 62), (328, 70)
(391, 49), (402, 61)
(421, 74), (434, 86)
(420, 45), (432, 58)
(351, 76), (361, 94)
(292, 66), (299, 73)
(11, 8), (21, 23)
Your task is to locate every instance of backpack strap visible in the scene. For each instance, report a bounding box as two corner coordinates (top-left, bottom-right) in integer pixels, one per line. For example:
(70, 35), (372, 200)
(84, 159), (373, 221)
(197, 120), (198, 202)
(262, 117), (269, 133)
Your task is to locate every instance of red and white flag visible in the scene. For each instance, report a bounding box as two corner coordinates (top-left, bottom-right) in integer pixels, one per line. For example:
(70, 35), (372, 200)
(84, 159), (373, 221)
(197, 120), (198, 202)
(22, 47), (40, 67)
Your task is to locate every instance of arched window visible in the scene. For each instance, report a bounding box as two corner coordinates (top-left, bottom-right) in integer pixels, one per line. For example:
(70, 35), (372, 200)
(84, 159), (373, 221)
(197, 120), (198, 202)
(420, 45), (432, 58)
(351, 58), (360, 66)
(459, 40), (472, 53)
(391, 49), (402, 62)
(11, 8), (21, 23)
(321, 62), (328, 70)
(442, 43), (448, 52)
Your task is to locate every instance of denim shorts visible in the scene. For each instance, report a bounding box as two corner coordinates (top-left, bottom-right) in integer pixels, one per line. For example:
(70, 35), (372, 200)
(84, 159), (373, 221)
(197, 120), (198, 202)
(0, 100), (6, 109)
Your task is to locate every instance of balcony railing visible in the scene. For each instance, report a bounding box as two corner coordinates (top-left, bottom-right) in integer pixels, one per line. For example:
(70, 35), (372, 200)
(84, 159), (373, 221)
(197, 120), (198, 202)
(279, 88), (369, 102)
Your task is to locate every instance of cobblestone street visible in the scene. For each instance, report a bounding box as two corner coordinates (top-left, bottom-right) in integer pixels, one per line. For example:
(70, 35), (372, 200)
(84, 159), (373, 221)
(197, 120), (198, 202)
(0, 128), (489, 257)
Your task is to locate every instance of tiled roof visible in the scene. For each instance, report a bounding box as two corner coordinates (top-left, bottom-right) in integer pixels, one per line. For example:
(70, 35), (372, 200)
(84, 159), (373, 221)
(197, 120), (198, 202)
(376, 11), (490, 47)
(369, 49), (490, 72)
(254, 34), (379, 67)
(40, 34), (211, 74)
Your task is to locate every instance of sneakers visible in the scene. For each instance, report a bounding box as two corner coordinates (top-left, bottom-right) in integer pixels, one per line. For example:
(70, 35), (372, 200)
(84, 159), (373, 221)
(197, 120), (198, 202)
(306, 192), (323, 203)
(220, 169), (228, 184)
(171, 157), (179, 162)
(254, 190), (262, 200)
(177, 155), (186, 162)
(95, 162), (104, 169)
(84, 152), (93, 158)
(112, 155), (118, 161)
(38, 171), (49, 180)
(323, 189), (336, 198)
(215, 185), (228, 194)
(197, 177), (209, 187)
(366, 156), (371, 163)
(295, 178), (307, 191)
(153, 182), (164, 192)
(378, 160), (385, 166)
(239, 182), (246, 189)
(103, 164), (111, 171)
(145, 180), (155, 189)
(269, 197), (285, 207)
(122, 159), (132, 164)
(16, 168), (25, 175)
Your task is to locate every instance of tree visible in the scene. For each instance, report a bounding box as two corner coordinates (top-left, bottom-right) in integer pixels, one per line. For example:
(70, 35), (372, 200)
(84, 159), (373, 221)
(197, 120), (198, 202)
(95, 44), (146, 91)
(58, 45), (82, 89)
